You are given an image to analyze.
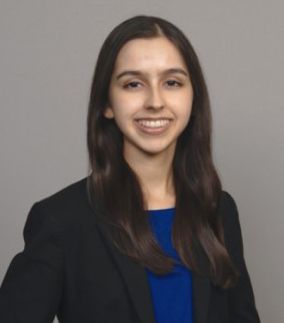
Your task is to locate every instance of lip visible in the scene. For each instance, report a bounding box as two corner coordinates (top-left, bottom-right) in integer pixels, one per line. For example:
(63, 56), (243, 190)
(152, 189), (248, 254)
(134, 119), (172, 135)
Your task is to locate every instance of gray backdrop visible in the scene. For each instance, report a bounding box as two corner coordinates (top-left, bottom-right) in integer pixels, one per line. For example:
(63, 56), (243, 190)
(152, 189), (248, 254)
(1, 1), (283, 322)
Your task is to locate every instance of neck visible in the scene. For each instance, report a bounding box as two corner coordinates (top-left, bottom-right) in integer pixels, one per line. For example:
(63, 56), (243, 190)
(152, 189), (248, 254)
(123, 147), (176, 208)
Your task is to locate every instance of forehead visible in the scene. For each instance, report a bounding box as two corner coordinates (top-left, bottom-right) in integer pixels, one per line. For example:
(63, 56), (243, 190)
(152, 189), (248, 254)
(113, 37), (187, 72)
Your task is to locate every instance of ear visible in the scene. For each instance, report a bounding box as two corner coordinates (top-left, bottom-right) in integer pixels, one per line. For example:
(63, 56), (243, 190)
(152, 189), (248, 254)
(103, 106), (114, 119)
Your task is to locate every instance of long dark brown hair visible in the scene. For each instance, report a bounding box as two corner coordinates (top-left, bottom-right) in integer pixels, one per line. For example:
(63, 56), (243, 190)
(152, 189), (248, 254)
(86, 15), (239, 289)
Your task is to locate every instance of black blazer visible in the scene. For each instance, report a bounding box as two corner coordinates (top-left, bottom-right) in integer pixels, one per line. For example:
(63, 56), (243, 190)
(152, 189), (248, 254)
(0, 178), (260, 323)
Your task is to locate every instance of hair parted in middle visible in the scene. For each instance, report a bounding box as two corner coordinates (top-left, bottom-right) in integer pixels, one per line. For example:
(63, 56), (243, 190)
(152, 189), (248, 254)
(86, 15), (239, 289)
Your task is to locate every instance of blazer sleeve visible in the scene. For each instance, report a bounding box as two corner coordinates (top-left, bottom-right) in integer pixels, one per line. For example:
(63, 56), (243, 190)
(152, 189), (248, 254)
(0, 202), (63, 323)
(224, 192), (261, 323)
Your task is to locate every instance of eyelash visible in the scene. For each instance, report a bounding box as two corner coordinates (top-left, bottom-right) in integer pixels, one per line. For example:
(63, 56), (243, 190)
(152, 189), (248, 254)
(123, 80), (182, 89)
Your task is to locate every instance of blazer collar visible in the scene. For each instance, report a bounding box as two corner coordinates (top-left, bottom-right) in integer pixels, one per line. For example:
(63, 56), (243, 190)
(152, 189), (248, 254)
(93, 214), (210, 323)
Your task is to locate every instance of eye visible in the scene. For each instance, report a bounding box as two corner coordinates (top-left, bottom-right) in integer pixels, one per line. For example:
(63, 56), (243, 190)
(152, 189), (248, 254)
(166, 80), (182, 87)
(123, 81), (142, 89)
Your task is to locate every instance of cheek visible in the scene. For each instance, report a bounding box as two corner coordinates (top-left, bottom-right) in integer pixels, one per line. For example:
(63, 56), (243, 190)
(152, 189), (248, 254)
(110, 99), (136, 129)
(120, 93), (144, 109)
(112, 91), (143, 112)
(170, 94), (193, 118)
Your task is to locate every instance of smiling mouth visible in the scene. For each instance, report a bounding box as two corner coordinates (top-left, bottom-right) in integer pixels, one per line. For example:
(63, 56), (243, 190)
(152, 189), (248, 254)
(134, 119), (172, 135)
(136, 119), (171, 127)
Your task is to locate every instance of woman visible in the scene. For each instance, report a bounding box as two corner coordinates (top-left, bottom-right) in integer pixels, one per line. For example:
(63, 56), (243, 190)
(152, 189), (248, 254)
(0, 15), (260, 323)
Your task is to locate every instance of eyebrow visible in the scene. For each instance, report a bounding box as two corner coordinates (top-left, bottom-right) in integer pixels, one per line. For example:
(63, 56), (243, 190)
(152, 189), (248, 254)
(115, 68), (189, 80)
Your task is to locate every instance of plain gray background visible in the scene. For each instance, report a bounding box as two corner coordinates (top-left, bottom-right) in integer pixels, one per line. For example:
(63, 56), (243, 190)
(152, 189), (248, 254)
(1, 1), (283, 322)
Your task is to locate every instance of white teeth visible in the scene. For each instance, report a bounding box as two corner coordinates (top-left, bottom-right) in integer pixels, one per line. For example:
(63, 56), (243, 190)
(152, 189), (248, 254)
(137, 119), (170, 128)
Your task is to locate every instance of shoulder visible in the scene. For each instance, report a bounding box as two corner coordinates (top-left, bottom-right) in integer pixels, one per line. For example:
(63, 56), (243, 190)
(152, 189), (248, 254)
(218, 190), (246, 260)
(36, 177), (89, 210)
(219, 190), (240, 227)
(220, 190), (238, 214)
(28, 177), (93, 230)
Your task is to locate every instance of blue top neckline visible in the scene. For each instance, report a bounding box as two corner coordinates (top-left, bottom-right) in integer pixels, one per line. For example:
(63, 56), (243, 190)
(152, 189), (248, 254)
(147, 207), (175, 212)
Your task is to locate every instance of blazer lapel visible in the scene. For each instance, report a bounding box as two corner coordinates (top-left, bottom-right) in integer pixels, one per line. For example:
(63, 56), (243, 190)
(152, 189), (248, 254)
(95, 217), (156, 323)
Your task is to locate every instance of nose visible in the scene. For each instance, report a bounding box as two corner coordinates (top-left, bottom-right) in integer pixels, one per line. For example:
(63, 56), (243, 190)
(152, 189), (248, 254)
(145, 85), (164, 110)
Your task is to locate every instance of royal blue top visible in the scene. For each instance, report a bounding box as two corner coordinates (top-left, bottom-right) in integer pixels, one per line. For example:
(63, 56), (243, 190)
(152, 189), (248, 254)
(145, 207), (194, 323)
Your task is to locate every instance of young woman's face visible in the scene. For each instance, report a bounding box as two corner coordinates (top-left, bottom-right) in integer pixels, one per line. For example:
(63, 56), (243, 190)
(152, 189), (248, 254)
(104, 36), (194, 160)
